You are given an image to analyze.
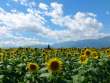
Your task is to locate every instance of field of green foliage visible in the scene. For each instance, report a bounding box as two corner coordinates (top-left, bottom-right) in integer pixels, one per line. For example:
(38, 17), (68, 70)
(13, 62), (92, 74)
(1, 48), (110, 83)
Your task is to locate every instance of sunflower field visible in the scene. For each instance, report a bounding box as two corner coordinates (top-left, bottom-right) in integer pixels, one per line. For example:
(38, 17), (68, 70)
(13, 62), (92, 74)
(1, 48), (110, 83)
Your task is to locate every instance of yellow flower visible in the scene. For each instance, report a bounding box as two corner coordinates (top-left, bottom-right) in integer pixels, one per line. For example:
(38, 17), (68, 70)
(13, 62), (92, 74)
(81, 48), (87, 52)
(27, 63), (39, 72)
(80, 55), (88, 64)
(106, 49), (110, 55)
(47, 57), (63, 72)
(0, 53), (4, 61)
(84, 49), (91, 57)
(92, 51), (99, 59)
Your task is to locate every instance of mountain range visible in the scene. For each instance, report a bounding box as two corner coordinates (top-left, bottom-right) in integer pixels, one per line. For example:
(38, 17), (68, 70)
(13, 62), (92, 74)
(1, 36), (110, 48)
(51, 36), (110, 48)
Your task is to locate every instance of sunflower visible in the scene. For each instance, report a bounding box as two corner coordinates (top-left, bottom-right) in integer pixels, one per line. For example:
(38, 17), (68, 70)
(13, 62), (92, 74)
(47, 57), (63, 72)
(92, 51), (100, 59)
(27, 63), (39, 72)
(83, 49), (91, 57)
(0, 53), (4, 61)
(106, 49), (110, 55)
(43, 53), (48, 61)
(80, 55), (88, 64)
(81, 48), (87, 53)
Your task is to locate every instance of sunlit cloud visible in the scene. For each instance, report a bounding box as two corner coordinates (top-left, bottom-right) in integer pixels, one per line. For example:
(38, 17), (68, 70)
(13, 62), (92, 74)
(0, 1), (109, 47)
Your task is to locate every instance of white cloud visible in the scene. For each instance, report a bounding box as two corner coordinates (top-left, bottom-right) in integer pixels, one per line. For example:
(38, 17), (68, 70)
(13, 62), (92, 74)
(0, 7), (50, 47)
(64, 12), (102, 33)
(13, 0), (36, 8)
(39, 3), (48, 10)
(44, 2), (103, 41)
(0, 37), (48, 47)
(0, 26), (9, 36)
(49, 2), (63, 17)
(0, 10), (45, 31)
(13, 0), (28, 5)
(0, 2), (109, 47)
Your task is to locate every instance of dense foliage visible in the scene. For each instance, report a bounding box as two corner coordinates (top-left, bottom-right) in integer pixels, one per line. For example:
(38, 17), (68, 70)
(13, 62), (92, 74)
(0, 48), (110, 83)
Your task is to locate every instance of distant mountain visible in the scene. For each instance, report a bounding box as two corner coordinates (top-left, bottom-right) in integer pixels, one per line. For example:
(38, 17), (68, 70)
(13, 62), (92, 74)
(23, 44), (48, 48)
(1, 36), (110, 48)
(2, 44), (48, 48)
(51, 36), (110, 48)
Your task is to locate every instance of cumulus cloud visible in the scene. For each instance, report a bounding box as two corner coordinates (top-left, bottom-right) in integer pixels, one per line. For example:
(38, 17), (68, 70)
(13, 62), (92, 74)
(0, 7), (50, 47)
(39, 3), (48, 10)
(46, 2), (63, 25)
(0, 1), (108, 47)
(0, 8), (45, 31)
(0, 26), (9, 36)
(13, 0), (36, 8)
(64, 12), (102, 34)
(0, 37), (48, 47)
(43, 2), (103, 41)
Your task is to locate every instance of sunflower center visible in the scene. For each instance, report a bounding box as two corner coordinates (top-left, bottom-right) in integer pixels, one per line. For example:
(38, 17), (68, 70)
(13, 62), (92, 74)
(50, 61), (59, 71)
(30, 64), (36, 70)
(86, 51), (90, 55)
(107, 50), (110, 54)
(107, 50), (110, 53)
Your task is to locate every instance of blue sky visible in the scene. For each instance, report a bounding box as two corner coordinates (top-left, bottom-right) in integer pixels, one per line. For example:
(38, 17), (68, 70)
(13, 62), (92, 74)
(0, 0), (110, 47)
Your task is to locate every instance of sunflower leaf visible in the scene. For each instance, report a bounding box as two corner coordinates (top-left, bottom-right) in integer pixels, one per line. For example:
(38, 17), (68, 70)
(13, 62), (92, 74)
(39, 73), (51, 78)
